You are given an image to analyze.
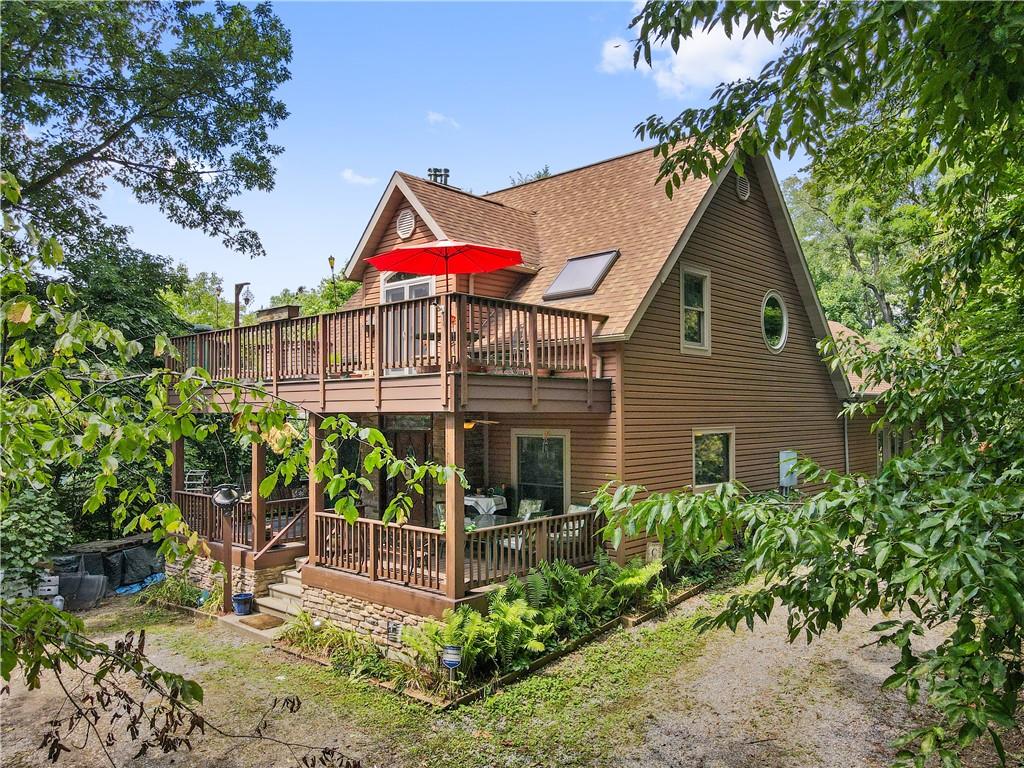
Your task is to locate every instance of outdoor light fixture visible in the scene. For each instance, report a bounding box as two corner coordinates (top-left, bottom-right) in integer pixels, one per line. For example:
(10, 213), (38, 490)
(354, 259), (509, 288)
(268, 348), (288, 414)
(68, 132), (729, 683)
(312, 617), (323, 630)
(211, 483), (240, 512)
(241, 286), (254, 308)
(328, 255), (338, 306)
(387, 621), (403, 644)
(233, 282), (251, 328)
(210, 483), (240, 614)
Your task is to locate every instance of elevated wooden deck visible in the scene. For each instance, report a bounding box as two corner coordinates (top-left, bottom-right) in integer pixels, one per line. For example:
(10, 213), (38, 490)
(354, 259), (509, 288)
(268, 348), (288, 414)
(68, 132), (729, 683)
(168, 293), (611, 414)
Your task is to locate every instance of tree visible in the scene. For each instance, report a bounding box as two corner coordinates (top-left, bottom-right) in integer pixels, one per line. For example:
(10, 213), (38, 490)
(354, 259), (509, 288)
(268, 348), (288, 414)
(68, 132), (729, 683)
(783, 170), (932, 333)
(509, 165), (552, 186)
(268, 276), (360, 316)
(159, 267), (246, 330)
(1, 173), (461, 762)
(611, 3), (1024, 765)
(1, 1), (292, 261)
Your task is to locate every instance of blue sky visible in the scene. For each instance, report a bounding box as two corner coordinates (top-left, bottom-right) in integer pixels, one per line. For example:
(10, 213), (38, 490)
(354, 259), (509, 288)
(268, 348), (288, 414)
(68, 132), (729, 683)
(100, 2), (801, 308)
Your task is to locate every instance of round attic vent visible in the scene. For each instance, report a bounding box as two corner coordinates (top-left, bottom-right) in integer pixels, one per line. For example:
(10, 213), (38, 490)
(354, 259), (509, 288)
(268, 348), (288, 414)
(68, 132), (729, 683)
(396, 207), (415, 239)
(736, 175), (751, 201)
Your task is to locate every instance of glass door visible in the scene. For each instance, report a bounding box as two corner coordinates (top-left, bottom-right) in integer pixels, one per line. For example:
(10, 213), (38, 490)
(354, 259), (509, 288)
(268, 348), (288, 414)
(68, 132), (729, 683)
(382, 273), (432, 373)
(513, 430), (568, 516)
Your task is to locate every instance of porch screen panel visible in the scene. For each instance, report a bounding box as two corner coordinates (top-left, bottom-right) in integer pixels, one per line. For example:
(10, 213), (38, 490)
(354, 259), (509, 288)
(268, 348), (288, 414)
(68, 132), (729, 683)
(515, 434), (566, 516)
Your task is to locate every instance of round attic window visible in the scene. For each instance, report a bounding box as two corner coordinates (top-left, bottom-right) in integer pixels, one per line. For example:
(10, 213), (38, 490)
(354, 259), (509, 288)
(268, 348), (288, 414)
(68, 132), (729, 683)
(736, 175), (751, 201)
(761, 291), (788, 353)
(396, 207), (415, 240)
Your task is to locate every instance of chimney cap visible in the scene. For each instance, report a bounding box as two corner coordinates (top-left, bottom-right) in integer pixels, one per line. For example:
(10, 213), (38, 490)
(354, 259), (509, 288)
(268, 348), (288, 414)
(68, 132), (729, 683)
(427, 167), (451, 185)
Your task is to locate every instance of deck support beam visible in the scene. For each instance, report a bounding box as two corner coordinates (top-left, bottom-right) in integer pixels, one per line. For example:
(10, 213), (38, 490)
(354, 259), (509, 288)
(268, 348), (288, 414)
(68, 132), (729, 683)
(444, 411), (466, 599)
(308, 414), (325, 567)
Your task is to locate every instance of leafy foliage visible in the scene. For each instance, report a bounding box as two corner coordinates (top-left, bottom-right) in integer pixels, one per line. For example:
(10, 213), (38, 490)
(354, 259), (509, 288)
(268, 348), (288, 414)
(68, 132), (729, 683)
(623, 4), (1024, 765)
(1, 0), (292, 259)
(268, 276), (360, 317)
(783, 171), (932, 332)
(0, 490), (72, 590)
(0, 171), (459, 761)
(159, 267), (248, 330)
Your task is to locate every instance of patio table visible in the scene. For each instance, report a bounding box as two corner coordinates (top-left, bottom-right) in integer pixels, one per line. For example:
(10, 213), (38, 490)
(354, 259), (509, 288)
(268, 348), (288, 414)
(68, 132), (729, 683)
(465, 495), (508, 516)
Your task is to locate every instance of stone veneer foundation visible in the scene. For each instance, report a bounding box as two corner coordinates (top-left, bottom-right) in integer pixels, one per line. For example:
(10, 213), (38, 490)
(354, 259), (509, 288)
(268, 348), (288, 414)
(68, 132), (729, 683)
(301, 585), (428, 649)
(165, 557), (292, 598)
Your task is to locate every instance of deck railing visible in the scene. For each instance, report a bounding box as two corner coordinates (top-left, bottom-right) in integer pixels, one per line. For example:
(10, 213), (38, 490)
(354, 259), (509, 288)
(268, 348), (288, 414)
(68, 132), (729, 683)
(464, 508), (600, 589)
(314, 508), (601, 593)
(168, 293), (599, 407)
(172, 490), (308, 557)
(314, 514), (445, 592)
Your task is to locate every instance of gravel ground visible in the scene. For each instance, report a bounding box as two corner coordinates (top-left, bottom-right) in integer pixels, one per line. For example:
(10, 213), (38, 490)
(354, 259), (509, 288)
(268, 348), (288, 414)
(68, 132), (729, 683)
(2, 597), (1019, 768)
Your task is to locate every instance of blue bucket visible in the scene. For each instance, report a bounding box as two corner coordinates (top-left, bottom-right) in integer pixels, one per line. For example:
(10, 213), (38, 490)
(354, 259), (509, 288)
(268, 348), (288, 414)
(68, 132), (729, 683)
(231, 592), (254, 616)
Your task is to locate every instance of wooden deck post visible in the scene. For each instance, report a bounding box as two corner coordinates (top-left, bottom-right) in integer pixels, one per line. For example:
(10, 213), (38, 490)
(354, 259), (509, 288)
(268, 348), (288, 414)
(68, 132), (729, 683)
(373, 305), (383, 409)
(170, 436), (185, 499)
(585, 314), (593, 408)
(271, 321), (280, 396)
(440, 294), (450, 409)
(230, 326), (240, 379)
(456, 295), (468, 407)
(444, 411), (466, 599)
(251, 441), (267, 553)
(308, 414), (325, 567)
(318, 314), (328, 411)
(528, 306), (538, 408)
(220, 508), (234, 614)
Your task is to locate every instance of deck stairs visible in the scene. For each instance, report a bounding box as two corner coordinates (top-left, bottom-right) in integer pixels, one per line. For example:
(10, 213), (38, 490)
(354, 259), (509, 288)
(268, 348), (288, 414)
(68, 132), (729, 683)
(253, 556), (306, 621)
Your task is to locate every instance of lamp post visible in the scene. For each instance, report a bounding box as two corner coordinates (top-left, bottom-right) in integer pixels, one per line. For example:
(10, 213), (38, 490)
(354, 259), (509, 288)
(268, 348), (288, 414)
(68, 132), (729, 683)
(211, 483), (241, 614)
(327, 255), (338, 307)
(234, 282), (253, 327)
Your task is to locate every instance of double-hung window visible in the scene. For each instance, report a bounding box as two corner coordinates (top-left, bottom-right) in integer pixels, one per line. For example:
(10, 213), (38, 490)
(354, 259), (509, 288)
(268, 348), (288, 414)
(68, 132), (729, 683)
(680, 265), (711, 354)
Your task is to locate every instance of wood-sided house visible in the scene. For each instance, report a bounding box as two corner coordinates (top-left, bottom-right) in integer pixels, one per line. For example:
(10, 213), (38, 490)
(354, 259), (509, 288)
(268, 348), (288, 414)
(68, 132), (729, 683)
(166, 149), (877, 642)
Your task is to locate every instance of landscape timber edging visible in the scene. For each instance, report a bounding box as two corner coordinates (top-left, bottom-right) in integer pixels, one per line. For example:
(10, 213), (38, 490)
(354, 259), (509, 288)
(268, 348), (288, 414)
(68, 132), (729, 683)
(271, 578), (711, 710)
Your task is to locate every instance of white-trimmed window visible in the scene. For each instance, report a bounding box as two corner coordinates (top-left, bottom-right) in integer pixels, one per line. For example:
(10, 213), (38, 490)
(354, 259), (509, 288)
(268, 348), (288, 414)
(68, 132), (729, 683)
(511, 428), (570, 516)
(761, 291), (788, 353)
(680, 265), (711, 354)
(692, 427), (735, 488)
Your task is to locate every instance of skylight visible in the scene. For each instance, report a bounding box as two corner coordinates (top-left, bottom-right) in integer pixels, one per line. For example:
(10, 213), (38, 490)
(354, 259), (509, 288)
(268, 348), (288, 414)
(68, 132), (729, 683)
(543, 250), (619, 300)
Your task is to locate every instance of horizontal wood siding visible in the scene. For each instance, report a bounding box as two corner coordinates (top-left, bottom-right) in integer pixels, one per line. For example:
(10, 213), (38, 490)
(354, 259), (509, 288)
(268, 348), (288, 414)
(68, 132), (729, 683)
(483, 344), (620, 504)
(622, 168), (855, 495)
(471, 269), (523, 299)
(847, 413), (878, 475)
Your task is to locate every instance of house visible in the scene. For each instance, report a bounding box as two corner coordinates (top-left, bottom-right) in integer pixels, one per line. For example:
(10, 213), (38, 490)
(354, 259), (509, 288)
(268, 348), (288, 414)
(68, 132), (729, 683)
(166, 148), (878, 644)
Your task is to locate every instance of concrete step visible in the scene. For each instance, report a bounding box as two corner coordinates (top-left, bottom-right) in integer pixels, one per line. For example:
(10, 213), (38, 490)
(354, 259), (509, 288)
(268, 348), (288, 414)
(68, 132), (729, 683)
(294, 556), (308, 571)
(267, 581), (302, 613)
(254, 595), (298, 621)
(281, 568), (302, 587)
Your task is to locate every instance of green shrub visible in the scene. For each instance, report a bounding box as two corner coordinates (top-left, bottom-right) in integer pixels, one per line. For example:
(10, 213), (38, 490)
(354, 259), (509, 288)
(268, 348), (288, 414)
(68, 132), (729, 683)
(0, 490), (72, 590)
(136, 575), (204, 609)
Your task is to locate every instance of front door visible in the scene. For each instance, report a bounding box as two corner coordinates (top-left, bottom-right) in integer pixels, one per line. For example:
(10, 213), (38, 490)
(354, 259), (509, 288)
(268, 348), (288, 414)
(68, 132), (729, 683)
(382, 272), (432, 373)
(512, 429), (570, 516)
(381, 417), (434, 526)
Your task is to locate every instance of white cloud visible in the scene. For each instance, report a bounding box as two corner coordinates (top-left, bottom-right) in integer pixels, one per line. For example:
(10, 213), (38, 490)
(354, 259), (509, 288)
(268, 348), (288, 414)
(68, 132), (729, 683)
(426, 110), (460, 129)
(599, 26), (779, 100)
(599, 37), (632, 74)
(340, 168), (378, 185)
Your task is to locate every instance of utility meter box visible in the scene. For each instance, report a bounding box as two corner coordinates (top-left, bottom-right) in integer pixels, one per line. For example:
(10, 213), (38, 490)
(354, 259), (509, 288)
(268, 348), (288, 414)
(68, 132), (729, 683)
(779, 450), (799, 488)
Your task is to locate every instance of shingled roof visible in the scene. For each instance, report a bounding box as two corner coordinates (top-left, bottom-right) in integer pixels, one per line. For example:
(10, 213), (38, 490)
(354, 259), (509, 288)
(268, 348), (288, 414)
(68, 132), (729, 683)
(346, 149), (720, 338)
(827, 321), (890, 397)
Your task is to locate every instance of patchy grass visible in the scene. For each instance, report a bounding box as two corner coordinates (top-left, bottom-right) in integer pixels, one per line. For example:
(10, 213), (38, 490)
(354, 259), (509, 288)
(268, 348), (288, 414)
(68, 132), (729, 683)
(151, 597), (716, 768)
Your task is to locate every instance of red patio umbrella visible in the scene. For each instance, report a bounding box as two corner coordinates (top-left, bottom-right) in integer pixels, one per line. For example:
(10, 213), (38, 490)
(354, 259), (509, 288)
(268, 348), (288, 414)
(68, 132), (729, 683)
(367, 239), (522, 288)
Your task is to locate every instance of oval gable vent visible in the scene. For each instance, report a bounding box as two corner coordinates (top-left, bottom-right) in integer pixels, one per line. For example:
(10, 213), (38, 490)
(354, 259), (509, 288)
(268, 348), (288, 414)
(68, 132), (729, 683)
(736, 175), (751, 202)
(396, 207), (415, 239)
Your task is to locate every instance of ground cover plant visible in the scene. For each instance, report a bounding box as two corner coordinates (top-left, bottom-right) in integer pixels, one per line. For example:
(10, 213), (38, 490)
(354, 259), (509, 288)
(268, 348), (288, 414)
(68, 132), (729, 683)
(280, 552), (726, 699)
